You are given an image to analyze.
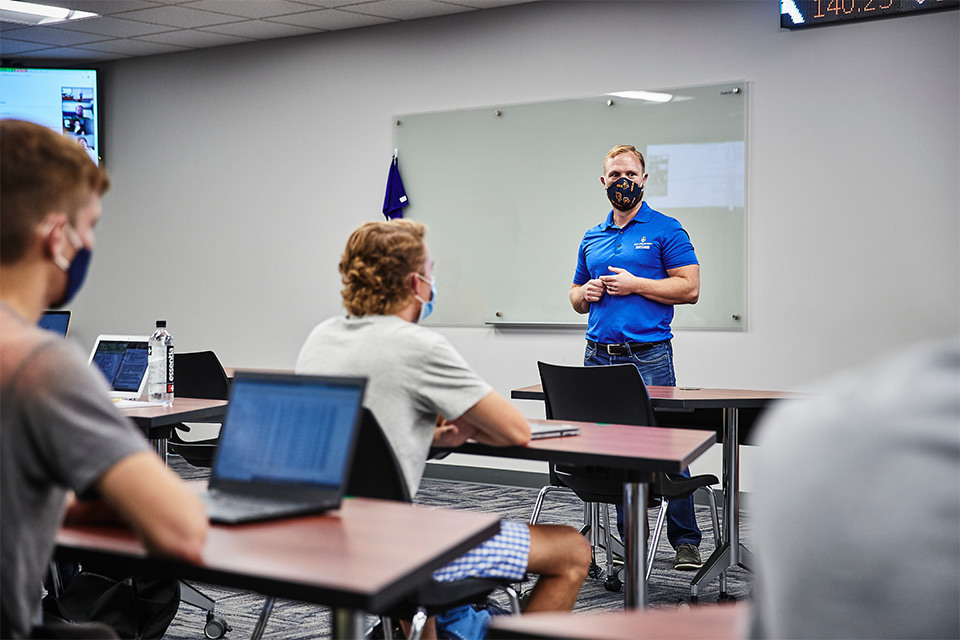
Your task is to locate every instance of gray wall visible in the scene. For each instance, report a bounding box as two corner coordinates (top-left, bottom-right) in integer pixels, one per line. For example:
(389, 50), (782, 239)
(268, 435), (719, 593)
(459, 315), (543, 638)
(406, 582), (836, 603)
(72, 2), (958, 452)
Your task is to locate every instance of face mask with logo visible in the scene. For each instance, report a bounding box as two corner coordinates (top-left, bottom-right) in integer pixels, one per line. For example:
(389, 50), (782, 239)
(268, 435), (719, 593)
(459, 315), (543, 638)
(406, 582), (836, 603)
(606, 176), (643, 211)
(52, 226), (92, 308)
(415, 274), (436, 322)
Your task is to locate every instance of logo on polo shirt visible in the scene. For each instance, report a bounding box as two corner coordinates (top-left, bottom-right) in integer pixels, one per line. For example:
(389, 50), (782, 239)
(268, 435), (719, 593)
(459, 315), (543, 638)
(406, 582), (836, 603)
(634, 236), (652, 250)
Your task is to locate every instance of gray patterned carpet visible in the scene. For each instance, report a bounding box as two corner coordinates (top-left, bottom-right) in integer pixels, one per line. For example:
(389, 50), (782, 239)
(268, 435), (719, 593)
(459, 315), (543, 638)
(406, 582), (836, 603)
(162, 456), (751, 639)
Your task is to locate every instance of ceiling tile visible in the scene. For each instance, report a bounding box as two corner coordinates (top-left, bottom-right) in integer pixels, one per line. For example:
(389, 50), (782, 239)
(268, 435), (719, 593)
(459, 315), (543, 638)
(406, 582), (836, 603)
(347, 0), (472, 20)
(39, 46), (130, 60)
(54, 16), (176, 37)
(269, 8), (393, 30)
(449, 0), (539, 7)
(1, 26), (109, 46)
(181, 0), (316, 20)
(200, 19), (320, 39)
(0, 37), (55, 55)
(75, 38), (190, 56)
(0, 0), (542, 62)
(115, 5), (249, 28)
(134, 29), (252, 48)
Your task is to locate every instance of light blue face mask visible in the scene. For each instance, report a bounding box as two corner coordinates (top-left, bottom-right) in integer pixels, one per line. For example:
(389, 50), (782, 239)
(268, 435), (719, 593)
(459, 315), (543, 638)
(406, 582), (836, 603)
(416, 274), (436, 322)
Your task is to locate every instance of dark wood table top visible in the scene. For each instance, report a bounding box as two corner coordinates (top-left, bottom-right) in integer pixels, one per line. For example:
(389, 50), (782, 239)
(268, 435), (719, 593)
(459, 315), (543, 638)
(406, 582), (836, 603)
(56, 497), (500, 613)
(456, 419), (716, 477)
(511, 384), (796, 409)
(487, 602), (749, 640)
(120, 397), (227, 439)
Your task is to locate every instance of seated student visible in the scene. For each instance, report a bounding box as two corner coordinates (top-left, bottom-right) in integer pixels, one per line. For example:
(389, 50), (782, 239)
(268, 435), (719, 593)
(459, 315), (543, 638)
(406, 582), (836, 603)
(296, 220), (591, 634)
(0, 119), (209, 639)
(749, 340), (959, 639)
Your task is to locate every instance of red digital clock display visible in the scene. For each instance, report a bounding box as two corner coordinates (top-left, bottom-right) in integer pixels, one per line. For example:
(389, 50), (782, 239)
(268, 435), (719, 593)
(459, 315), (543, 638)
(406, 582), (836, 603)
(782, 0), (958, 28)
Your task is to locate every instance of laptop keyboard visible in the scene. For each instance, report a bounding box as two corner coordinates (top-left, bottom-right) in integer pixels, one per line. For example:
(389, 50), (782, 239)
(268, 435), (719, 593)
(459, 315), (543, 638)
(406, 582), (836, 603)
(202, 491), (313, 519)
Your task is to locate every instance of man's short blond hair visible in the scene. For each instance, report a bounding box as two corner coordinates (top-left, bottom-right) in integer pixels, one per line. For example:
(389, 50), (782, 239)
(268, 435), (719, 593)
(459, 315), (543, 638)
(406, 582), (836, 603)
(603, 144), (646, 174)
(339, 220), (428, 316)
(0, 119), (110, 264)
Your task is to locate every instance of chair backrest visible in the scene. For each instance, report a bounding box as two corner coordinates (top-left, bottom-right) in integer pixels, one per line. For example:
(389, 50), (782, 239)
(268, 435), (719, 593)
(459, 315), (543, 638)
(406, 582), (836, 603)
(174, 351), (230, 400)
(537, 361), (657, 427)
(345, 408), (412, 503)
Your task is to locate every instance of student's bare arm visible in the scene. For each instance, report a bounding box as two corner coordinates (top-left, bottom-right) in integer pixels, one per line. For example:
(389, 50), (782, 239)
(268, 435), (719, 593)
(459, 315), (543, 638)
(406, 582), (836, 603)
(96, 452), (208, 564)
(451, 391), (531, 447)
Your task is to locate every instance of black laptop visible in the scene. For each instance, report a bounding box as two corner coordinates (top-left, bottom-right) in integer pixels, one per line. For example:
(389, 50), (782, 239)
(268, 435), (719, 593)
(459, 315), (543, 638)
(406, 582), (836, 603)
(200, 371), (367, 524)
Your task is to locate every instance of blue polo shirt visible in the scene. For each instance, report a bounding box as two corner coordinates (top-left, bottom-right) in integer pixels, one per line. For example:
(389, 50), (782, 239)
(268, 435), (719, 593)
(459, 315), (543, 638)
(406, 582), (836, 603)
(573, 202), (698, 344)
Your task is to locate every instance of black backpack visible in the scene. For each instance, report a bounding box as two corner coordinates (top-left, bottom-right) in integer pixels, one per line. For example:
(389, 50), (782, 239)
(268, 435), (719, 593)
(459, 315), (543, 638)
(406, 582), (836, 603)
(43, 572), (180, 640)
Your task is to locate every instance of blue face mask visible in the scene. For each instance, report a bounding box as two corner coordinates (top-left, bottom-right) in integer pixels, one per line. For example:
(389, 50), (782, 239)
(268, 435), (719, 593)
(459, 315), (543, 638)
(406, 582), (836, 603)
(416, 274), (436, 322)
(606, 176), (643, 211)
(52, 227), (92, 308)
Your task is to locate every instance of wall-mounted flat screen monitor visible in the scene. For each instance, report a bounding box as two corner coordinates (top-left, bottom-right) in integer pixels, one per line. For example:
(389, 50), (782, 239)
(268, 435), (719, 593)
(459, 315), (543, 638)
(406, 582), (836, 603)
(0, 66), (100, 164)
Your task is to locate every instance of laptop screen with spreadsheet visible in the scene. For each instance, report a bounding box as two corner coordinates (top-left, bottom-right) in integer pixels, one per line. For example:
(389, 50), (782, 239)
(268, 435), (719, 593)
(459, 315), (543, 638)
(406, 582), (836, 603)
(210, 372), (366, 493)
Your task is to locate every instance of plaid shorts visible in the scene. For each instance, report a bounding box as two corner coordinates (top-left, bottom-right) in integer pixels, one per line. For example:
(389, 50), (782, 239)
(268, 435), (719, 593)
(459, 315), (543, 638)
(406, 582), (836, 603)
(431, 519), (530, 582)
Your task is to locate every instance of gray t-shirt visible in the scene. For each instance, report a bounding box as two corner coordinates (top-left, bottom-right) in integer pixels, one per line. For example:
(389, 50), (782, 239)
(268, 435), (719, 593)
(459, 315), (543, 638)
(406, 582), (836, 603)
(295, 315), (492, 496)
(0, 305), (150, 639)
(750, 340), (960, 639)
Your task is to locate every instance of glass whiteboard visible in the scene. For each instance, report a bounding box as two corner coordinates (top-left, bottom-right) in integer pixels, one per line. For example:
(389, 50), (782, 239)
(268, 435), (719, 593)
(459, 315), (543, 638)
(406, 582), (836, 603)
(394, 81), (746, 329)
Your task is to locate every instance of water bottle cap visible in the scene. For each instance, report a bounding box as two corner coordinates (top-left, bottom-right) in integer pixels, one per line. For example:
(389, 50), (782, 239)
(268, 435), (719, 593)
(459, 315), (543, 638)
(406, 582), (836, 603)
(156, 320), (166, 328)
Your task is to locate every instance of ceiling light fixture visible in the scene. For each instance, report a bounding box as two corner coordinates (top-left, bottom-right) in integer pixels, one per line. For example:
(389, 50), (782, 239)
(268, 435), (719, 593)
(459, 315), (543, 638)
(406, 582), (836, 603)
(0, 0), (98, 25)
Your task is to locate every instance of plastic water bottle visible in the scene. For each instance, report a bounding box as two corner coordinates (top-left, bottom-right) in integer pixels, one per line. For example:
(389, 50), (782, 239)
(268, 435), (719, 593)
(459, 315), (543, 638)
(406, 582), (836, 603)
(148, 320), (174, 405)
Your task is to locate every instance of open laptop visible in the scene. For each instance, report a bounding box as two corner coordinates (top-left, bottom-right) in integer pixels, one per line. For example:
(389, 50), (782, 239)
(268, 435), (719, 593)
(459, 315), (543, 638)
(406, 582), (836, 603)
(88, 335), (151, 403)
(530, 421), (580, 440)
(38, 310), (71, 337)
(200, 371), (367, 524)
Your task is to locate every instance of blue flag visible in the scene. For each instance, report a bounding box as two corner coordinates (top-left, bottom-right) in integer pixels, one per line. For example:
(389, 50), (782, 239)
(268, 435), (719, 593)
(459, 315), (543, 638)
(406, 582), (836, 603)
(382, 155), (409, 220)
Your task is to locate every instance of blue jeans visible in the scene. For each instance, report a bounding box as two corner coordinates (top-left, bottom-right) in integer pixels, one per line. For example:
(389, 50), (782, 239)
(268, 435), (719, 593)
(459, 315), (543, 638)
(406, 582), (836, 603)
(584, 340), (702, 549)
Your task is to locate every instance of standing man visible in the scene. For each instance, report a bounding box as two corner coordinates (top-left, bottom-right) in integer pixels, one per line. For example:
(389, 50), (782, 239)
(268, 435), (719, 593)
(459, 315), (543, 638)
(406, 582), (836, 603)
(1, 119), (209, 639)
(569, 144), (703, 571)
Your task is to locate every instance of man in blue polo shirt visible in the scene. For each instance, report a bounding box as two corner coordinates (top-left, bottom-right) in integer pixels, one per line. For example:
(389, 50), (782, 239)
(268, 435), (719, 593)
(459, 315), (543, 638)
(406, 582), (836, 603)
(569, 144), (703, 571)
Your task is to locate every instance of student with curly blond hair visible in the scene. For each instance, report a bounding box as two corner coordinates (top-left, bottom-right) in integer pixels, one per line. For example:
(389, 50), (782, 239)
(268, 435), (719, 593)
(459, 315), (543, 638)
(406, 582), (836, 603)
(297, 220), (590, 638)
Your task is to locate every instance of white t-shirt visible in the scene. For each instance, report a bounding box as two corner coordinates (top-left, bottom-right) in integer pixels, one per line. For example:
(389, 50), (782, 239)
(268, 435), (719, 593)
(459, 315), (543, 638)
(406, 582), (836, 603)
(295, 315), (492, 496)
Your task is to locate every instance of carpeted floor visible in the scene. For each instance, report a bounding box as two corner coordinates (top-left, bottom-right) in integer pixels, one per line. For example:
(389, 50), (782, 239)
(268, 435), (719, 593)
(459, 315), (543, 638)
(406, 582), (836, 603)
(163, 456), (751, 639)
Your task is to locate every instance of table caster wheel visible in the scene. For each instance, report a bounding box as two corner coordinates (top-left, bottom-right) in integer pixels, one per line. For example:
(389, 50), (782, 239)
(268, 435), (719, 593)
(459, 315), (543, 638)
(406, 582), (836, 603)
(204, 613), (231, 639)
(718, 592), (737, 604)
(603, 575), (622, 592)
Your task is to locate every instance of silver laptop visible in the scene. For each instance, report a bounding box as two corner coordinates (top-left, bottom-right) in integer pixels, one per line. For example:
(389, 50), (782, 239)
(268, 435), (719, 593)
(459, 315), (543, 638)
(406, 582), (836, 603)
(530, 421), (580, 440)
(201, 371), (367, 524)
(88, 335), (150, 402)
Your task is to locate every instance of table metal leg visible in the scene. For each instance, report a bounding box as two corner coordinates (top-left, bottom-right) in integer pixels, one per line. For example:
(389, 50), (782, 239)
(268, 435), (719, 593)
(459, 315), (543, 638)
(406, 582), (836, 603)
(623, 481), (648, 609)
(152, 437), (167, 464)
(690, 407), (752, 597)
(333, 608), (365, 639)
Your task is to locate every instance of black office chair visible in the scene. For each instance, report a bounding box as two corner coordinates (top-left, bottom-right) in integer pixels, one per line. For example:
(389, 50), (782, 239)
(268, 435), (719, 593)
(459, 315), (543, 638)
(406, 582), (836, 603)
(167, 351), (230, 468)
(349, 408), (520, 640)
(532, 361), (722, 592)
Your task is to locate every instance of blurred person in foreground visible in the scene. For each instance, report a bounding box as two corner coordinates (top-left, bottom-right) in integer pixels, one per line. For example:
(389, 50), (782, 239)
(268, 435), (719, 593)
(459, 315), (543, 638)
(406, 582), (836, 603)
(750, 339), (959, 639)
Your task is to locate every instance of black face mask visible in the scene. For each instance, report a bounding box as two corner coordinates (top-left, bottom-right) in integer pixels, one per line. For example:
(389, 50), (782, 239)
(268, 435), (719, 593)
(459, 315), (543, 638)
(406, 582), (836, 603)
(605, 177), (643, 211)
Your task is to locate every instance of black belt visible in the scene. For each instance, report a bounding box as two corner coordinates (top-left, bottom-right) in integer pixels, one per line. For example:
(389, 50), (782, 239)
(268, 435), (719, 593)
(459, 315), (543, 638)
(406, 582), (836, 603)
(586, 340), (662, 356)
